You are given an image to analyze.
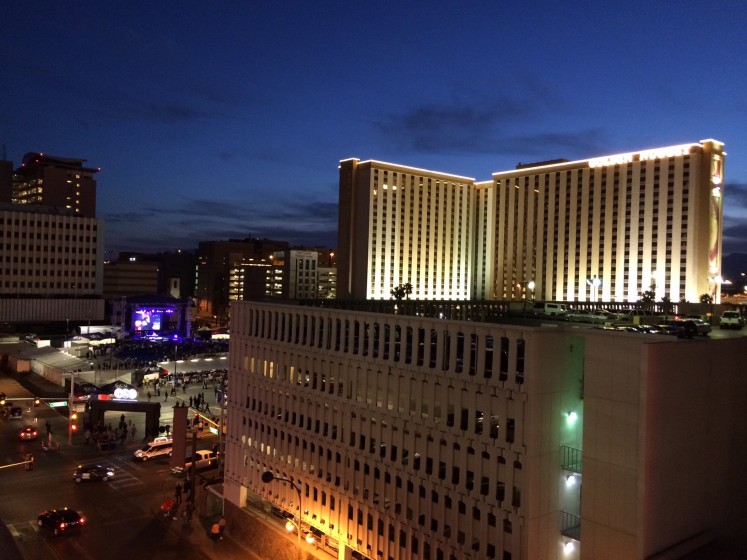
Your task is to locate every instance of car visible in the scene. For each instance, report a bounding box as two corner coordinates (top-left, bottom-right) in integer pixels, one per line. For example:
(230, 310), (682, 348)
(19, 425), (39, 441)
(565, 310), (595, 322)
(684, 318), (711, 336)
(171, 449), (219, 475)
(659, 319), (710, 338)
(38, 508), (86, 536)
(719, 310), (744, 330)
(72, 463), (115, 483)
(8, 406), (23, 420)
(133, 436), (173, 461)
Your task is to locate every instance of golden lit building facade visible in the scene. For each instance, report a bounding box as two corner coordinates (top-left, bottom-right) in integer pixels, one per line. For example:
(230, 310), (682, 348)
(338, 159), (475, 301)
(475, 140), (726, 303)
(339, 140), (725, 304)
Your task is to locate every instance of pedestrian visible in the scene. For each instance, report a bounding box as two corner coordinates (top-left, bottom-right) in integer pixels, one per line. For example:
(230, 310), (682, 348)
(205, 402), (211, 415)
(147, 391), (151, 401)
(211, 521), (223, 542)
(175, 481), (183, 505)
(164, 391), (168, 402)
(130, 423), (137, 441)
(189, 396), (193, 408)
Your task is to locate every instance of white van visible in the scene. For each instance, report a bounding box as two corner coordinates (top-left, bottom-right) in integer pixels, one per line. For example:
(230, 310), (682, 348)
(532, 302), (569, 317)
(133, 436), (173, 461)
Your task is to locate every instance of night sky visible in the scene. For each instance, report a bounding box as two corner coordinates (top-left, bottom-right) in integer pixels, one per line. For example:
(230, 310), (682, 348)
(2, 1), (746, 258)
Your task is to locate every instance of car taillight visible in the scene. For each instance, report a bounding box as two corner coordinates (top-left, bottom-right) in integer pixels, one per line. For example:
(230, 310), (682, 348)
(79, 517), (86, 525)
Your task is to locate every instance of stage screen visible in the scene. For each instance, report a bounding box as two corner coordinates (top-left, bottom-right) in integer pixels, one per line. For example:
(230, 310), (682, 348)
(132, 309), (164, 331)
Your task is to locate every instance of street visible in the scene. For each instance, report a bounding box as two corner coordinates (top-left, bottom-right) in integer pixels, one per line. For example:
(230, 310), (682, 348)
(0, 370), (223, 560)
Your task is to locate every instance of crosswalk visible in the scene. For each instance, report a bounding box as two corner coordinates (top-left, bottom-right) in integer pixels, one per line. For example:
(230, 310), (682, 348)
(106, 455), (147, 490)
(6, 519), (40, 541)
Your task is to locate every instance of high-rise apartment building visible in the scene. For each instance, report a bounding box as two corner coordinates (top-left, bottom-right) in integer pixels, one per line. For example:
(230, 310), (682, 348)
(224, 300), (747, 560)
(339, 140), (725, 304)
(11, 152), (99, 217)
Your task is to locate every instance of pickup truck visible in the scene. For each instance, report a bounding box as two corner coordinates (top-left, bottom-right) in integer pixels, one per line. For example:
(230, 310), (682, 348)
(719, 311), (744, 329)
(171, 450), (219, 475)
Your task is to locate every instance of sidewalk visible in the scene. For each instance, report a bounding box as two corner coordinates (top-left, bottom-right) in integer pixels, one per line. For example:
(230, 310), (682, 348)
(152, 501), (260, 560)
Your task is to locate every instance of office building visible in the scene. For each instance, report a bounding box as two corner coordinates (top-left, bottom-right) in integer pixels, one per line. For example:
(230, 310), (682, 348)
(195, 238), (289, 323)
(103, 257), (159, 299)
(0, 203), (103, 324)
(10, 152), (99, 217)
(285, 249), (337, 300)
(224, 300), (747, 560)
(339, 140), (726, 304)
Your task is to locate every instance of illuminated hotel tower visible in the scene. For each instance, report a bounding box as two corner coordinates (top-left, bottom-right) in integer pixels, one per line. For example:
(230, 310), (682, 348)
(475, 140), (726, 304)
(338, 159), (475, 301)
(339, 140), (725, 303)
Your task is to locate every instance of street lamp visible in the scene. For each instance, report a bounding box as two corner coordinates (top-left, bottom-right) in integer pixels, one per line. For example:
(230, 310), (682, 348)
(586, 277), (602, 304)
(262, 471), (304, 558)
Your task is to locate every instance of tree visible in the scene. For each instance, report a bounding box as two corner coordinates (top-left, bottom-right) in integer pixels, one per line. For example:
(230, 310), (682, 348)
(699, 293), (713, 305)
(639, 287), (656, 310)
(391, 283), (412, 302)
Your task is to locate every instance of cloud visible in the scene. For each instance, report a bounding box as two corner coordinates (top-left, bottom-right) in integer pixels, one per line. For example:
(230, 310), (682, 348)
(375, 96), (529, 153)
(724, 181), (747, 210)
(501, 130), (608, 160)
(101, 195), (339, 255)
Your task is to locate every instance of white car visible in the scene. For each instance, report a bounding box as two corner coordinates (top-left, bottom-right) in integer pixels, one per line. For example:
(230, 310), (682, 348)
(719, 311), (744, 330)
(171, 449), (219, 474)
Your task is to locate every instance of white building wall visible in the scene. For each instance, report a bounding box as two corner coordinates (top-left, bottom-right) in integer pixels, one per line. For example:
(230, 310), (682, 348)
(225, 301), (747, 560)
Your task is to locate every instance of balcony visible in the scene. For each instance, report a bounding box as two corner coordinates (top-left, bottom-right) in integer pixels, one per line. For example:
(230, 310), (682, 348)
(560, 511), (581, 541)
(561, 445), (582, 473)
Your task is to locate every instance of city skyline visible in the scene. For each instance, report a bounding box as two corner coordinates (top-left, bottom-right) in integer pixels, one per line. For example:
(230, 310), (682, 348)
(2, 1), (746, 257)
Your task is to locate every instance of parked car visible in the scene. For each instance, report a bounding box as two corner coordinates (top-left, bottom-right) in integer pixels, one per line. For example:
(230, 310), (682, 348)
(719, 310), (744, 330)
(683, 318), (711, 336)
(171, 449), (219, 475)
(19, 425), (39, 441)
(660, 319), (710, 338)
(73, 463), (115, 483)
(531, 302), (569, 317)
(565, 309), (595, 322)
(38, 508), (86, 536)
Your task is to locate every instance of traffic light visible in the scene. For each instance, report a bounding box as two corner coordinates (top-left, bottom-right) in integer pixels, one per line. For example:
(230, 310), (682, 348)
(71, 424), (78, 432)
(0, 392), (5, 406)
(70, 411), (78, 432)
(34, 397), (40, 407)
(71, 411), (78, 421)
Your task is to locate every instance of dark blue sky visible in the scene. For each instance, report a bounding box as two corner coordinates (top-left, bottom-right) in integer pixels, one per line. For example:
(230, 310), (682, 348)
(2, 1), (746, 258)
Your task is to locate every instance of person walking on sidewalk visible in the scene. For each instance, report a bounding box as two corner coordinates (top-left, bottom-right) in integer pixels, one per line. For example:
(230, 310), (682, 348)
(175, 481), (182, 505)
(210, 520), (223, 542)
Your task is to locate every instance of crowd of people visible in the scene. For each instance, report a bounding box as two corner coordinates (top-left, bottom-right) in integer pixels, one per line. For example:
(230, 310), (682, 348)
(83, 413), (138, 450)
